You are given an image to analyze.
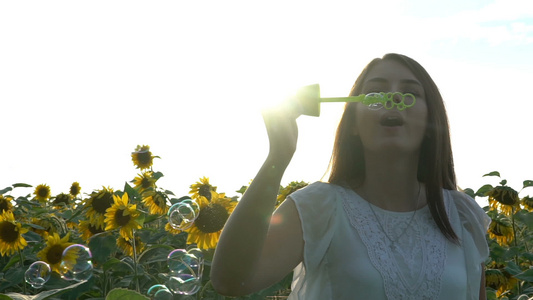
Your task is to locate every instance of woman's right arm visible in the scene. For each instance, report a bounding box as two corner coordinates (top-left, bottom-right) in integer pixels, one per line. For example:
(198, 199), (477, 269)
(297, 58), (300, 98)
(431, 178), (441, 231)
(210, 101), (305, 296)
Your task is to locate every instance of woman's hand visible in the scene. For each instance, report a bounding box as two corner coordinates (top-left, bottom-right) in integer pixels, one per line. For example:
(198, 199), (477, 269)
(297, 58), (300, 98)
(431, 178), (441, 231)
(261, 96), (301, 166)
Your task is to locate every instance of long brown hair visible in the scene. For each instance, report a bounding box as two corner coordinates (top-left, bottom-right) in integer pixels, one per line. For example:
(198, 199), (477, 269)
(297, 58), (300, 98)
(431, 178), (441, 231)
(328, 53), (459, 243)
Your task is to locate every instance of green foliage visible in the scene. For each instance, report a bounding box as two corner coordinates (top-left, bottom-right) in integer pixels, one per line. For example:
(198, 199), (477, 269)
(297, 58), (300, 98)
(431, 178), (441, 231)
(467, 172), (533, 299)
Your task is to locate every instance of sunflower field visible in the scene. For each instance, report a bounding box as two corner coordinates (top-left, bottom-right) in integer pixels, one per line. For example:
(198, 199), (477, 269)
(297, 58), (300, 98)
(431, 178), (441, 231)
(0, 146), (298, 300)
(0, 146), (531, 300)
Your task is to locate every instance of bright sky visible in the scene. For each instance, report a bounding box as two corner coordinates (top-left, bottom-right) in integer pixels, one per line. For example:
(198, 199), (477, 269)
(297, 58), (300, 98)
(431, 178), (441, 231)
(1, 0), (532, 204)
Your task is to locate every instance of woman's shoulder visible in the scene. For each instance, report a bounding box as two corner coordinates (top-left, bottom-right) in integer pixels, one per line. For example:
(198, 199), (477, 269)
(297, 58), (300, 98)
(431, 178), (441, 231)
(444, 188), (491, 233)
(288, 181), (342, 203)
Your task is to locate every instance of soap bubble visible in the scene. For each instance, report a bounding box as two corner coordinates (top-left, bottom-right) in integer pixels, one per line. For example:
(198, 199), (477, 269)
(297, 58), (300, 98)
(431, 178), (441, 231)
(167, 273), (202, 295)
(25, 261), (51, 288)
(147, 284), (173, 300)
(168, 200), (200, 230)
(166, 248), (204, 295)
(59, 244), (93, 281)
(167, 249), (201, 275)
(365, 93), (385, 110)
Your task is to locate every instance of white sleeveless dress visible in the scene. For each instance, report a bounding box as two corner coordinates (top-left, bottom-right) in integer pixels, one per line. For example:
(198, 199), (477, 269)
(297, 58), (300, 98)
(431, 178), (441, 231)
(287, 182), (490, 300)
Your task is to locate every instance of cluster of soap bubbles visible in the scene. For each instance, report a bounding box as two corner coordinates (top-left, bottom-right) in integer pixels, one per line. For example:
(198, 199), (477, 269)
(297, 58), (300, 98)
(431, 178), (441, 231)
(167, 199), (200, 231)
(147, 247), (204, 299)
(24, 244), (93, 288)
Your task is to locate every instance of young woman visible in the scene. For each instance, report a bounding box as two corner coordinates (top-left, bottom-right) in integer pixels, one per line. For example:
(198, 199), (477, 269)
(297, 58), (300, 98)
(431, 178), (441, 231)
(210, 53), (490, 300)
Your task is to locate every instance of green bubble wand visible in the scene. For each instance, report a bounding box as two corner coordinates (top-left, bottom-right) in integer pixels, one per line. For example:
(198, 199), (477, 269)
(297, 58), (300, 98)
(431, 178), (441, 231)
(295, 84), (416, 117)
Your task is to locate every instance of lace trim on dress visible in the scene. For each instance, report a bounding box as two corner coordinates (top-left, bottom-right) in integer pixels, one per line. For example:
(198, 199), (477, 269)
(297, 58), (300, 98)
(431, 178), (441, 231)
(339, 187), (449, 300)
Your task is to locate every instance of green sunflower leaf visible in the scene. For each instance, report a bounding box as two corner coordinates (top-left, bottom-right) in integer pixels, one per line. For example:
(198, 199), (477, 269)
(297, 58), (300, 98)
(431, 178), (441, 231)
(504, 261), (522, 275)
(514, 268), (533, 282)
(136, 211), (146, 227)
(462, 188), (475, 199)
(0, 186), (12, 194)
(3, 280), (89, 300)
(138, 244), (173, 264)
(103, 257), (134, 273)
(105, 288), (150, 300)
(123, 182), (141, 202)
(12, 183), (32, 188)
(0, 267), (24, 292)
(89, 234), (118, 265)
(523, 180), (533, 189)
(521, 252), (533, 261)
(475, 184), (493, 197)
(514, 210), (533, 230)
(152, 171), (164, 180)
(483, 171), (501, 177)
(1, 253), (21, 271)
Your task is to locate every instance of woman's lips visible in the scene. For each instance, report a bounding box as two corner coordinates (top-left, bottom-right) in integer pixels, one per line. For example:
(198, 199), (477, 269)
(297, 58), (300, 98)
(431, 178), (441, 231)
(379, 112), (404, 127)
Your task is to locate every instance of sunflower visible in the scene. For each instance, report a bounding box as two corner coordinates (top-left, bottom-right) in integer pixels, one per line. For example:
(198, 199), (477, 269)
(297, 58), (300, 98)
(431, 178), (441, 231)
(78, 219), (105, 242)
(142, 190), (168, 215)
(0, 210), (28, 256)
(488, 215), (514, 246)
(34, 184), (51, 203)
(70, 182), (81, 198)
(183, 191), (236, 249)
(116, 235), (144, 257)
(52, 193), (72, 208)
(132, 171), (156, 194)
(85, 187), (115, 224)
(131, 145), (154, 170)
(37, 232), (73, 273)
(277, 181), (308, 206)
(487, 186), (520, 216)
(485, 267), (518, 297)
(190, 177), (217, 201)
(0, 195), (14, 213)
(104, 193), (142, 241)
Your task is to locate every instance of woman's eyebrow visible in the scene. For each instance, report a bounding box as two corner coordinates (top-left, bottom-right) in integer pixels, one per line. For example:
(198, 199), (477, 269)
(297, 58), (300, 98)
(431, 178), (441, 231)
(400, 79), (422, 86)
(364, 77), (388, 84)
(364, 78), (422, 86)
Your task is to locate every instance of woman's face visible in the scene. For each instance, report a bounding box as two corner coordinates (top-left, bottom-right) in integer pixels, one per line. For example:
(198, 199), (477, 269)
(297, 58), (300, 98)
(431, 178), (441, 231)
(352, 59), (428, 155)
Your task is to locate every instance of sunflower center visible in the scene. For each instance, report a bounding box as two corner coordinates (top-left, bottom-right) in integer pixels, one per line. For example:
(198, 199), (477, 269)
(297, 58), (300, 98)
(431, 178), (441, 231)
(141, 178), (152, 189)
(37, 188), (49, 198)
(70, 185), (80, 197)
(93, 193), (114, 214)
(500, 191), (518, 205)
(199, 185), (212, 200)
(0, 221), (19, 243)
(46, 244), (65, 264)
(194, 203), (229, 233)
(137, 152), (152, 165)
(115, 209), (131, 226)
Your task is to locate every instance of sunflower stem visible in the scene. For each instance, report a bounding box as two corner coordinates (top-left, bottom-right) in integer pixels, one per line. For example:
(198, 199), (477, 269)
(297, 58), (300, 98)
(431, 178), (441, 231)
(132, 229), (140, 293)
(18, 249), (27, 294)
(511, 207), (521, 295)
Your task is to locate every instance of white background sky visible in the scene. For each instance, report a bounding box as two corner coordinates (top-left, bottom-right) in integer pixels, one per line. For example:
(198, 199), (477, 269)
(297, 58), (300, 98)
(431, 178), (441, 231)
(1, 0), (532, 205)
